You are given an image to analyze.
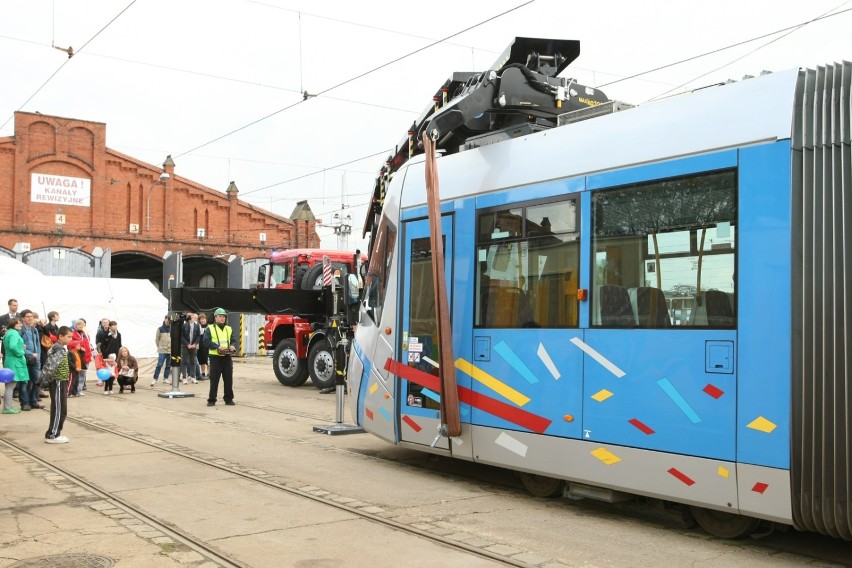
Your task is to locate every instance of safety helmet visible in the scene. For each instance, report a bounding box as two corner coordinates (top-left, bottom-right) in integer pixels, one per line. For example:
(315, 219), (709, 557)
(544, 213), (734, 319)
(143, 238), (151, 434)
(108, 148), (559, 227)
(214, 308), (227, 316)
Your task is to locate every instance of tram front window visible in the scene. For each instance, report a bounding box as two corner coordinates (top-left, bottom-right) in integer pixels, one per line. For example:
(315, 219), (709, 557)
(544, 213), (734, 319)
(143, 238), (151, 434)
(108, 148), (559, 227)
(591, 170), (737, 328)
(405, 236), (443, 409)
(365, 218), (396, 324)
(475, 198), (580, 328)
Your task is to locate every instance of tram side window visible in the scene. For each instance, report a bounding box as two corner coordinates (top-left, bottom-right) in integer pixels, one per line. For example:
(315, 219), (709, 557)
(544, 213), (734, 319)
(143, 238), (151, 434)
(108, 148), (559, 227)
(591, 170), (737, 328)
(476, 198), (580, 328)
(365, 218), (397, 324)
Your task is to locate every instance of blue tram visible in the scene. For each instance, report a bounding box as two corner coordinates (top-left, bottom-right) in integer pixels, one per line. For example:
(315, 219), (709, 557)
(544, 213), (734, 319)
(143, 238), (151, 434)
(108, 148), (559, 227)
(347, 39), (851, 539)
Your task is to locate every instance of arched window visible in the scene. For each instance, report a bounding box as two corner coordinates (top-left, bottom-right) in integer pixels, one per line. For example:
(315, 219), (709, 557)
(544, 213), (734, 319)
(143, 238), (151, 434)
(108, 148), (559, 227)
(199, 273), (216, 288)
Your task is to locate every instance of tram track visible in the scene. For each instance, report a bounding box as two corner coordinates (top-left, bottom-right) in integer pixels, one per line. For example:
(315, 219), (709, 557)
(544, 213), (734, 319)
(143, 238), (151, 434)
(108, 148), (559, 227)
(26, 377), (850, 566)
(174, 378), (852, 563)
(75, 407), (852, 567)
(0, 436), (246, 568)
(9, 411), (552, 568)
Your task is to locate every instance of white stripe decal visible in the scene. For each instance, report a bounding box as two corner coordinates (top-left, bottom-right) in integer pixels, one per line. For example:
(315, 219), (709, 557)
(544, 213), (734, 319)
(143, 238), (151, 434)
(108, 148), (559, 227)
(495, 432), (528, 457)
(537, 343), (560, 380)
(569, 337), (626, 378)
(422, 356), (440, 369)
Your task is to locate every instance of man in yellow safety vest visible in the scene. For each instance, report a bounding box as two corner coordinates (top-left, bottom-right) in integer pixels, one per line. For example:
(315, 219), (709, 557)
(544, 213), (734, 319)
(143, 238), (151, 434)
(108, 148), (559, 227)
(202, 308), (237, 407)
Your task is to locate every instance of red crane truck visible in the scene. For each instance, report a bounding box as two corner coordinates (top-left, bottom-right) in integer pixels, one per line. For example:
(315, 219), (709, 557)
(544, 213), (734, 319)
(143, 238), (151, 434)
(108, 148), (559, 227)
(256, 248), (365, 389)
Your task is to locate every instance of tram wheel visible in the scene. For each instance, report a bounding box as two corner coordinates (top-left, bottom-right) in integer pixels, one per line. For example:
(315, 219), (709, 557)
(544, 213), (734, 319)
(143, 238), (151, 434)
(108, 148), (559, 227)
(273, 339), (309, 387)
(689, 506), (761, 539)
(518, 472), (565, 498)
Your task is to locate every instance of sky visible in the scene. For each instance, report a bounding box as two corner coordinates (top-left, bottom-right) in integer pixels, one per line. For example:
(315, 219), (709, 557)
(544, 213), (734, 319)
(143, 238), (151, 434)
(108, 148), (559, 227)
(2, 0), (850, 252)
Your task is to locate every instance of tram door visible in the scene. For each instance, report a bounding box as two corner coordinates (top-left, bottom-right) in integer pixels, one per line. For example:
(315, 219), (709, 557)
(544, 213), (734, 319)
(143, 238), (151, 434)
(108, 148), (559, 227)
(399, 215), (454, 450)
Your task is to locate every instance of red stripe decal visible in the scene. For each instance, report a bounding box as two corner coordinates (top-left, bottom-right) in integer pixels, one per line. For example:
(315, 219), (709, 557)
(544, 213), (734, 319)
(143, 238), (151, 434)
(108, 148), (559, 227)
(365, 408), (374, 420)
(385, 358), (552, 434)
(667, 467), (695, 486)
(628, 418), (655, 435)
(703, 384), (724, 399)
(461, 389), (552, 433)
(385, 358), (440, 390)
(752, 482), (769, 494)
(402, 415), (422, 432)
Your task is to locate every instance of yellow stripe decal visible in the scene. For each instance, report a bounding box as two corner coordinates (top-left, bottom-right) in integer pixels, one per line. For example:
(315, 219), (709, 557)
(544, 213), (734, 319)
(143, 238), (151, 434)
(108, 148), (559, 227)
(746, 416), (777, 433)
(591, 389), (614, 402)
(455, 358), (530, 407)
(591, 447), (622, 465)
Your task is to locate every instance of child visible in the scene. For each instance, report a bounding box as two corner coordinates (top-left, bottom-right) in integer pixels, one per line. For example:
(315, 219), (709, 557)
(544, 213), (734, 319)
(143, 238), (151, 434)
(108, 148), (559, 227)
(116, 346), (139, 394)
(43, 326), (73, 443)
(66, 348), (82, 397)
(102, 353), (117, 394)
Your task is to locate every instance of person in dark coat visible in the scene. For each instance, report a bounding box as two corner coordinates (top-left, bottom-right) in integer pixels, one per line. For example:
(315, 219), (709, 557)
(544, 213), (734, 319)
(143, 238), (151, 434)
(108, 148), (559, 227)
(100, 321), (122, 359)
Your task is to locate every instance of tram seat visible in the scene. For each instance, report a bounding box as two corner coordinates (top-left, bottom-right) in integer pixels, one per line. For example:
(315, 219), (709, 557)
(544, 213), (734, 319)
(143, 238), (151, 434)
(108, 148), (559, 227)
(594, 285), (636, 327)
(705, 290), (735, 327)
(689, 290), (735, 327)
(488, 285), (521, 327)
(628, 287), (671, 328)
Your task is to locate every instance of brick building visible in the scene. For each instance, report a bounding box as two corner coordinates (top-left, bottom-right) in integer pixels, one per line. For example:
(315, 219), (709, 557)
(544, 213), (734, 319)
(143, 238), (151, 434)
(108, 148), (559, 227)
(0, 111), (319, 289)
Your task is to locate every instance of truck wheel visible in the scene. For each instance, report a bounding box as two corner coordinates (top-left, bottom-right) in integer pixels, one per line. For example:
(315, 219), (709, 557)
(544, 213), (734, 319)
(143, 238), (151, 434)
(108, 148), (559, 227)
(273, 339), (308, 386)
(301, 264), (325, 290)
(308, 340), (336, 390)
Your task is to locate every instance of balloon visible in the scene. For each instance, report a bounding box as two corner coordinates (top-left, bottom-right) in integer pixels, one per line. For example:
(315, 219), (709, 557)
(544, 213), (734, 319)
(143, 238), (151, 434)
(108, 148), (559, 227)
(96, 368), (112, 381)
(0, 368), (14, 383)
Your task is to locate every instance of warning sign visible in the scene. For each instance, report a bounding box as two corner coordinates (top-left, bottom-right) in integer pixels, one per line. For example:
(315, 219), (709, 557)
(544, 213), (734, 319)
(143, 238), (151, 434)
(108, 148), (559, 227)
(31, 173), (91, 207)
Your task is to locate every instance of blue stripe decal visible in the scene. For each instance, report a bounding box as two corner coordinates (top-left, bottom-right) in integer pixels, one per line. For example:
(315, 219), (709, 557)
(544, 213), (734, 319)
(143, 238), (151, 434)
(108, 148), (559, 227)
(352, 339), (371, 384)
(421, 389), (470, 418)
(494, 341), (539, 384)
(421, 388), (441, 403)
(378, 407), (392, 421)
(657, 378), (702, 424)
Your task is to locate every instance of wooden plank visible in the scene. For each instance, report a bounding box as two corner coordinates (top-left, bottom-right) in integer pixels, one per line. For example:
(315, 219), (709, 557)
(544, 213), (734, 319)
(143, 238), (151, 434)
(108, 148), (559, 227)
(422, 133), (461, 437)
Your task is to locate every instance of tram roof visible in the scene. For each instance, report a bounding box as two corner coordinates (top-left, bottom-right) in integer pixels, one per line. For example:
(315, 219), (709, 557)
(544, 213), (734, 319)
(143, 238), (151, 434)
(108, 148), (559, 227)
(395, 67), (801, 209)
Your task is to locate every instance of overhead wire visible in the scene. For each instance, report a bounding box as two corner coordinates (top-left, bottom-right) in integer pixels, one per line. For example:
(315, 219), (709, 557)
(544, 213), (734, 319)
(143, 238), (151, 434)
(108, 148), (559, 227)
(241, 4), (852, 202)
(600, 5), (852, 91)
(0, 35), (423, 119)
(171, 0), (536, 209)
(4, 2), (848, 220)
(82, 50), (421, 115)
(173, 0), (535, 159)
(0, 0), (138, 131)
(245, 0), (501, 54)
(239, 149), (391, 197)
(644, 2), (852, 101)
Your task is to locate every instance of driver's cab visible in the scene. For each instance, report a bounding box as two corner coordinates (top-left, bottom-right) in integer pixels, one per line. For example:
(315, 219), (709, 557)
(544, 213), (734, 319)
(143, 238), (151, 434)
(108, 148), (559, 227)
(257, 260), (294, 289)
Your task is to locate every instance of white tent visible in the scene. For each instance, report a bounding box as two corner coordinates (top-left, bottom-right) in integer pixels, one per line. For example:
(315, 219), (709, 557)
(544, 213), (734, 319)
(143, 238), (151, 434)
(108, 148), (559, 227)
(0, 256), (167, 358)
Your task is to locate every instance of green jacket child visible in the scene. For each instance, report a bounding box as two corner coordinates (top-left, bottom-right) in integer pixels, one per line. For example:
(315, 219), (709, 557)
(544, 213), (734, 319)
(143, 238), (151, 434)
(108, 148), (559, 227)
(2, 326), (30, 384)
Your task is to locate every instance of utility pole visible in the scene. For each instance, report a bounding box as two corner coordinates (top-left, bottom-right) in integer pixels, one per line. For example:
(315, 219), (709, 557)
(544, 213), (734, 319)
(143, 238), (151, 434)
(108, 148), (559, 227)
(331, 173), (351, 250)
